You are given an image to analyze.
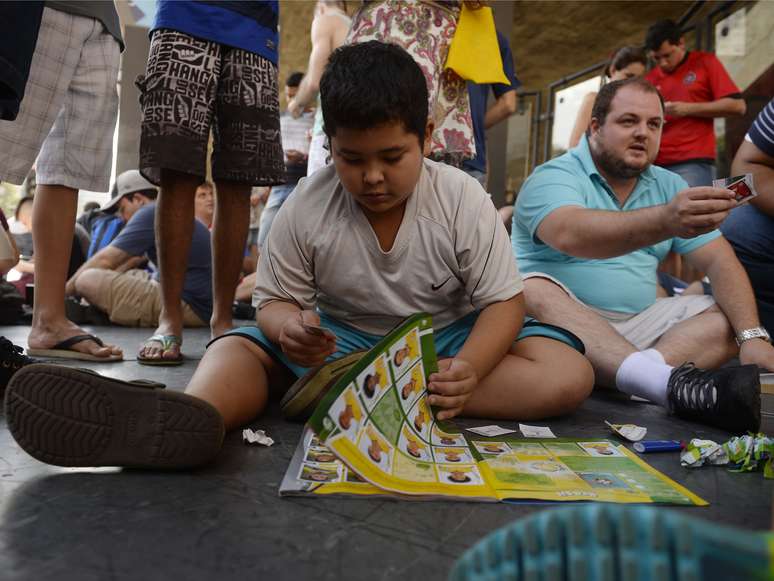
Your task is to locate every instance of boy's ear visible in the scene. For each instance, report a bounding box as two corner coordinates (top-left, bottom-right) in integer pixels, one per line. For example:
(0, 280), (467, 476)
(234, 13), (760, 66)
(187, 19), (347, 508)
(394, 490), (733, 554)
(422, 121), (435, 157)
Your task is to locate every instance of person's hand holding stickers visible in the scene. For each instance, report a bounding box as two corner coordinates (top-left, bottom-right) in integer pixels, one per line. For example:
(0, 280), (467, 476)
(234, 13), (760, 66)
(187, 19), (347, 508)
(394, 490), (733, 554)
(279, 310), (336, 367)
(664, 186), (736, 238)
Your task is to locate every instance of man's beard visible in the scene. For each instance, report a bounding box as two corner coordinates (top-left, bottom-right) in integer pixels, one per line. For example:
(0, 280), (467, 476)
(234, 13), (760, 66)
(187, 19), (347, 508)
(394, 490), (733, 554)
(591, 141), (649, 180)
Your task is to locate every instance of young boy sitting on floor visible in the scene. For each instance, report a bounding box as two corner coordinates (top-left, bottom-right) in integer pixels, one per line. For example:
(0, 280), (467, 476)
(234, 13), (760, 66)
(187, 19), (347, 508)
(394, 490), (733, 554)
(5, 41), (594, 469)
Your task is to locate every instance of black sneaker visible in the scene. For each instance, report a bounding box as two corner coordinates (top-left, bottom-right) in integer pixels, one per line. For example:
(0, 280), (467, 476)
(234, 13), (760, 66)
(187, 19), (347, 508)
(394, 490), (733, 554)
(667, 362), (760, 434)
(0, 336), (36, 394)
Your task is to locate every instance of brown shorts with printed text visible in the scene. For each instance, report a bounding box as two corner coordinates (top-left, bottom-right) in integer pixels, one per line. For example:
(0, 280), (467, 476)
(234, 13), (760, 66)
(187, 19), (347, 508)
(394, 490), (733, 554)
(137, 29), (285, 186)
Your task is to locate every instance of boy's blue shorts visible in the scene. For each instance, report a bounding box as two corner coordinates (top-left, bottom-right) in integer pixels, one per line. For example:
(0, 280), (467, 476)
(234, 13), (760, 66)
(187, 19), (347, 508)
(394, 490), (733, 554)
(213, 311), (583, 380)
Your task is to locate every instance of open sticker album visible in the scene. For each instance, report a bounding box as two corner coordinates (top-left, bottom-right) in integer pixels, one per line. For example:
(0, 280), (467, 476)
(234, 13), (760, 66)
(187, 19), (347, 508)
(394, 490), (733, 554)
(280, 314), (706, 506)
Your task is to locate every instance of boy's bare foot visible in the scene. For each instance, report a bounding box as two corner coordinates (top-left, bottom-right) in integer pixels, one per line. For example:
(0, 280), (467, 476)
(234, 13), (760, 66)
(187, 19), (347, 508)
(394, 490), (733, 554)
(27, 320), (123, 360)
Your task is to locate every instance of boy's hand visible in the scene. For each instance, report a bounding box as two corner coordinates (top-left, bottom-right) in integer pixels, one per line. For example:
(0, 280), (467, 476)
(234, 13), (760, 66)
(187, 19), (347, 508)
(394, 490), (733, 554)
(279, 310), (336, 367)
(427, 358), (478, 421)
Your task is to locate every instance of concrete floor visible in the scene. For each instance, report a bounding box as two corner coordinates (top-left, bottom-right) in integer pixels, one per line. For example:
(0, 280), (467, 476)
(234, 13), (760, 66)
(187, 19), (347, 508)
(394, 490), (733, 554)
(0, 324), (771, 581)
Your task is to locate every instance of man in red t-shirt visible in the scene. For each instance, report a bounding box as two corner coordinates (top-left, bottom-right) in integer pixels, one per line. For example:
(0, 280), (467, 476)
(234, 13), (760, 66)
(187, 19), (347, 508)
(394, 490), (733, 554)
(645, 19), (746, 186)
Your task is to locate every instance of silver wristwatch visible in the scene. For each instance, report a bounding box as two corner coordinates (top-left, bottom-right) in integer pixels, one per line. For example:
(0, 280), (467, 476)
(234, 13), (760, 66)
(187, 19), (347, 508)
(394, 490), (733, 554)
(735, 326), (771, 346)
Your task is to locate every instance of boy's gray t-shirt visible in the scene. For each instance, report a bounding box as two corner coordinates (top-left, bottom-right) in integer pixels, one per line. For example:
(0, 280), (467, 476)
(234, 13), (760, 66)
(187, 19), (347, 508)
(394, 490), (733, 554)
(254, 159), (523, 335)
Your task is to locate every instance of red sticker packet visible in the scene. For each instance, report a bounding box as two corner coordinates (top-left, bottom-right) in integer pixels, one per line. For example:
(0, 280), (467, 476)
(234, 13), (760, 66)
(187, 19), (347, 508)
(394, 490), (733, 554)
(713, 173), (758, 205)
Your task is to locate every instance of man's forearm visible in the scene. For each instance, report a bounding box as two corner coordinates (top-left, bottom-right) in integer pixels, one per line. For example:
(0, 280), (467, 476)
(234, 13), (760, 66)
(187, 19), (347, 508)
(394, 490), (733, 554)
(456, 295), (524, 381)
(484, 91), (517, 130)
(292, 76), (318, 110)
(67, 252), (126, 293)
(682, 97), (746, 118)
(542, 205), (673, 259)
(704, 251), (761, 333)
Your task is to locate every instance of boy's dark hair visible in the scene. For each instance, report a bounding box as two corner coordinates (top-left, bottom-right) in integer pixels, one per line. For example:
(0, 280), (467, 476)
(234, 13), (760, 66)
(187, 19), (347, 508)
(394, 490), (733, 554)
(286, 71), (304, 88)
(590, 77), (664, 128)
(319, 40), (428, 143)
(645, 19), (683, 52)
(605, 46), (647, 78)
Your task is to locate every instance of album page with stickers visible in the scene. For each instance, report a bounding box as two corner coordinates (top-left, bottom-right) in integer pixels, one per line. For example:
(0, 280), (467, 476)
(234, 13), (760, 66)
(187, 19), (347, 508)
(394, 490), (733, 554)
(279, 314), (706, 505)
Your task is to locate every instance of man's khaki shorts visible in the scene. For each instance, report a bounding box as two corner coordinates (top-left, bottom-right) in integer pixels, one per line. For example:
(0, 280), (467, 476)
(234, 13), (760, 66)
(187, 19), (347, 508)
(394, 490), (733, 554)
(93, 269), (205, 328)
(524, 272), (715, 350)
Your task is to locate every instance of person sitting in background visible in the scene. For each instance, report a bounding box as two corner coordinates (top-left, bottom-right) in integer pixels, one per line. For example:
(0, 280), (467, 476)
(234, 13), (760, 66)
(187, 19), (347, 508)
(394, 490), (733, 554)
(0, 209), (20, 277)
(0, 208), (25, 326)
(79, 170), (158, 259)
(720, 98), (774, 333)
(7, 194), (89, 297)
(568, 46), (647, 149)
(194, 181), (215, 229)
(9, 195), (33, 260)
(512, 77), (770, 435)
(65, 201), (212, 355)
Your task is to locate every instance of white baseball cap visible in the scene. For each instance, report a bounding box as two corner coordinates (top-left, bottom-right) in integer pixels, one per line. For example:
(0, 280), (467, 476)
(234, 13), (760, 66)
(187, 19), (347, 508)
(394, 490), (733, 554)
(101, 170), (157, 213)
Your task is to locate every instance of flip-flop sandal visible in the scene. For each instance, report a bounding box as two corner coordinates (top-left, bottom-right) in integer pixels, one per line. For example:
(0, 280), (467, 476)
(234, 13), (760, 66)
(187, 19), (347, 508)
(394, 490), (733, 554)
(27, 334), (123, 362)
(4, 364), (224, 469)
(137, 334), (183, 366)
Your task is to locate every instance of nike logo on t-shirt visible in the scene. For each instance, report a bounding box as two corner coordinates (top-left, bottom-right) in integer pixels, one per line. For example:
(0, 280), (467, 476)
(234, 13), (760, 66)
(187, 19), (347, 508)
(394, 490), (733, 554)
(431, 277), (452, 291)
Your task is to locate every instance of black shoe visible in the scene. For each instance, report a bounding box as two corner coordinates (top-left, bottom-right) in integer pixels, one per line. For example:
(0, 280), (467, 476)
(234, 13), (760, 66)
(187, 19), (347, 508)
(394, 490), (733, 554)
(5, 364), (224, 469)
(667, 362), (760, 434)
(232, 301), (256, 321)
(0, 336), (36, 394)
(65, 296), (111, 325)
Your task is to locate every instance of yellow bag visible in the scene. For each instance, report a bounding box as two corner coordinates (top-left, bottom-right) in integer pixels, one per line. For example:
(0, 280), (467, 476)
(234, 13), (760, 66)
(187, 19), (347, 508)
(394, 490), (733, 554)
(444, 4), (508, 84)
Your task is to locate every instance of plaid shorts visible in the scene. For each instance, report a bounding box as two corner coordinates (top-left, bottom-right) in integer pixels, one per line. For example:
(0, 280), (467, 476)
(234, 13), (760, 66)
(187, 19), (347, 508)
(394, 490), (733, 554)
(0, 7), (120, 190)
(138, 29), (285, 186)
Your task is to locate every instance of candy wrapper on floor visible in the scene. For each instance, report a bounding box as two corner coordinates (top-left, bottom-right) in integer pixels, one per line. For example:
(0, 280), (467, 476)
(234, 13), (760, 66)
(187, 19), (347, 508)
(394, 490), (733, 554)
(605, 421), (647, 442)
(680, 433), (773, 478)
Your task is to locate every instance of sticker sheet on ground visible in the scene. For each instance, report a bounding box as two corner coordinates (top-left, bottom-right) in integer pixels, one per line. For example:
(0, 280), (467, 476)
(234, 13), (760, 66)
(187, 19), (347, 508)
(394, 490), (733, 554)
(477, 437), (705, 504)
(289, 313), (707, 505)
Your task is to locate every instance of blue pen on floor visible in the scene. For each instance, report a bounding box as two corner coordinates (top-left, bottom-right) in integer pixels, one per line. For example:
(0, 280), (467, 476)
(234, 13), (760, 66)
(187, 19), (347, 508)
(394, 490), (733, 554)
(633, 440), (683, 453)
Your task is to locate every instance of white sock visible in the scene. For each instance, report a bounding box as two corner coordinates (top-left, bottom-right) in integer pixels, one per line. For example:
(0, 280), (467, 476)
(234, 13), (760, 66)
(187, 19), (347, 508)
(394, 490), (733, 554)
(640, 348), (665, 364)
(615, 351), (673, 407)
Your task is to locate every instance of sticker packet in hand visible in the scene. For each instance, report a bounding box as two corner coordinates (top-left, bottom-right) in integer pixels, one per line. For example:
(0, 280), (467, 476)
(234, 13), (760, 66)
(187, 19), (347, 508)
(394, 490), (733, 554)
(713, 173), (758, 205)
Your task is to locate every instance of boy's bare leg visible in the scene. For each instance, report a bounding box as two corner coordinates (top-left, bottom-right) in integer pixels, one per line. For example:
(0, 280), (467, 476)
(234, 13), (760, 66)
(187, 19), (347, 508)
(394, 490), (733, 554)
(185, 336), (294, 430)
(210, 180), (251, 338)
(141, 170), (199, 361)
(524, 277), (637, 387)
(27, 184), (121, 358)
(462, 337), (594, 420)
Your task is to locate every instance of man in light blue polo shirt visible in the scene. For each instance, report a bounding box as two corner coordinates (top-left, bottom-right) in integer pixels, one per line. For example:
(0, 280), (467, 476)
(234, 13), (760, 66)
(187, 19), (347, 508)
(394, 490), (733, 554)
(512, 77), (773, 434)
